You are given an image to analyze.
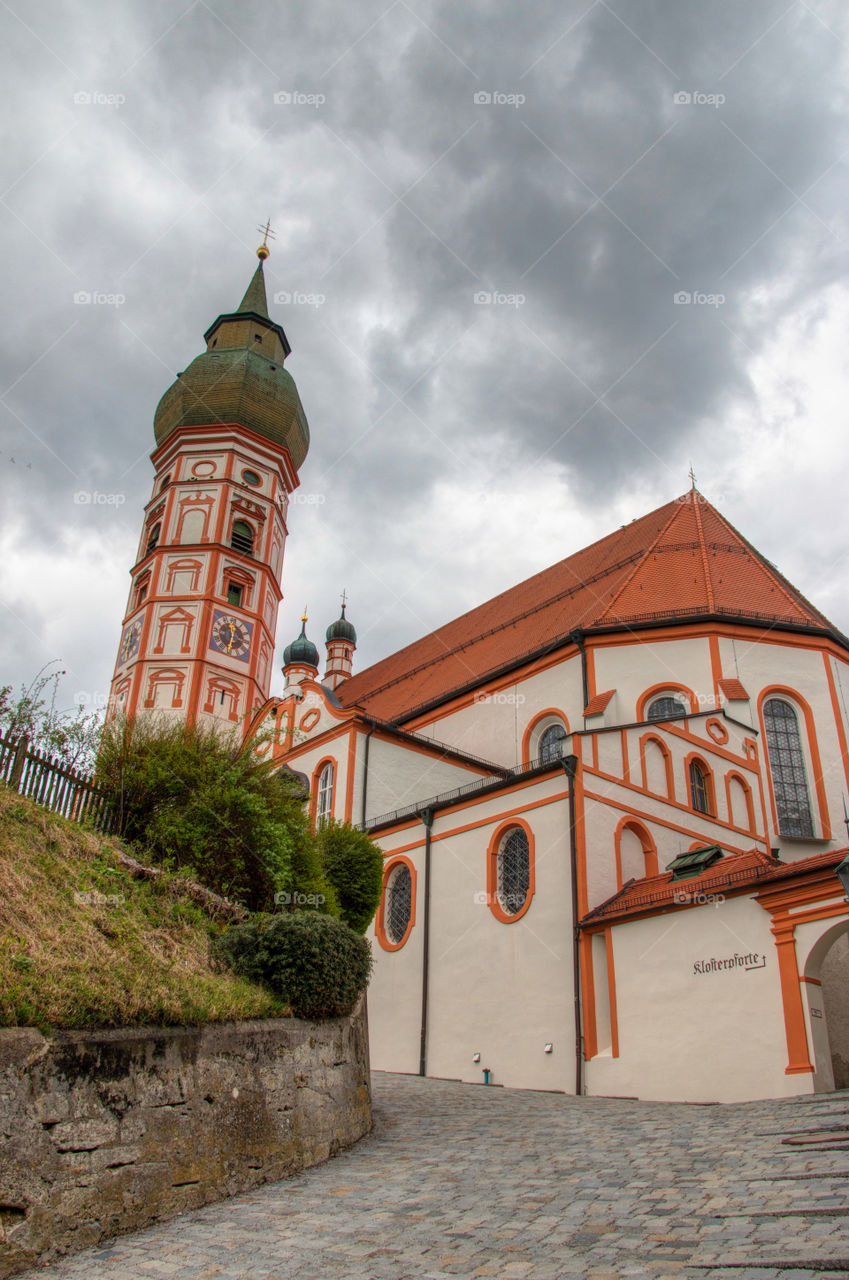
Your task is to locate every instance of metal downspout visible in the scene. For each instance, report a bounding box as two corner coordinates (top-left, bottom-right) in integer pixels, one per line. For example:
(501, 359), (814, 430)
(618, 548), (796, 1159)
(418, 807), (434, 1077)
(561, 754), (583, 1095)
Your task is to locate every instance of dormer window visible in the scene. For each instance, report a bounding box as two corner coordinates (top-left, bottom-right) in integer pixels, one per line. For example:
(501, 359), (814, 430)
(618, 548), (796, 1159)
(230, 520), (254, 556)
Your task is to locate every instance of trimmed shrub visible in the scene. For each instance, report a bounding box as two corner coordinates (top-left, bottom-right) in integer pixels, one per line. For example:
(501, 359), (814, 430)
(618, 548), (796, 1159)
(212, 911), (372, 1020)
(315, 820), (384, 933)
(95, 716), (333, 913)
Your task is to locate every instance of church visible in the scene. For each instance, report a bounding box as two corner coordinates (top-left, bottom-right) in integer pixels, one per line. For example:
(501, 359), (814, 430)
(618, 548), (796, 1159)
(108, 244), (849, 1105)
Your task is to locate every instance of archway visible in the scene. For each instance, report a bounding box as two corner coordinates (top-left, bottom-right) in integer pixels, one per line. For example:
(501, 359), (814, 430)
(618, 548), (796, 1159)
(803, 920), (849, 1092)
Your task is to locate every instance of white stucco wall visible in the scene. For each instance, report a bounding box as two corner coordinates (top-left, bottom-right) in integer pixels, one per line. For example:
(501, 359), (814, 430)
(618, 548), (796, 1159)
(586, 896), (808, 1103)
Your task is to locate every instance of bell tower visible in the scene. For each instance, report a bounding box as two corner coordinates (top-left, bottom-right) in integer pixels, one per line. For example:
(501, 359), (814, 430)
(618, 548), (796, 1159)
(109, 235), (310, 733)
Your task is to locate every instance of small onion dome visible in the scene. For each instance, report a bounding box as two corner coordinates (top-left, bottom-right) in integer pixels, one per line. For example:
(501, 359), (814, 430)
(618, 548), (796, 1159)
(326, 603), (356, 645)
(283, 619), (319, 668)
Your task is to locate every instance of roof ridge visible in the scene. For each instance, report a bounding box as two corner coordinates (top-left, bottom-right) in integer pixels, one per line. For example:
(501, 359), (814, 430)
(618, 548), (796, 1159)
(595, 495), (687, 624)
(704, 502), (833, 626)
(691, 491), (715, 612)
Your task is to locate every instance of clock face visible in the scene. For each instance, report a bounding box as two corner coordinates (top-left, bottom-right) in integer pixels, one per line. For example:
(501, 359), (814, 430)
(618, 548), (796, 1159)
(209, 609), (253, 662)
(119, 620), (142, 664)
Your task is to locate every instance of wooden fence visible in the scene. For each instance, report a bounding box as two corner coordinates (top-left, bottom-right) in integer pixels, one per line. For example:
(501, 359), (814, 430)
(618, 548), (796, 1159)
(0, 732), (117, 833)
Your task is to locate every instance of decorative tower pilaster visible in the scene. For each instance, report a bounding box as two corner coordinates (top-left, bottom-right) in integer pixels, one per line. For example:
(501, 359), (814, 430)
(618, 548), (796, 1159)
(324, 598), (356, 689)
(109, 237), (310, 733)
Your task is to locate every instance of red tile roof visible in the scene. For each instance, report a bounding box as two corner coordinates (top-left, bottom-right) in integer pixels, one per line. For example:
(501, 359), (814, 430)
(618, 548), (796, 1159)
(582, 847), (847, 926)
(584, 689), (616, 716)
(718, 677), (749, 700)
(336, 492), (840, 723)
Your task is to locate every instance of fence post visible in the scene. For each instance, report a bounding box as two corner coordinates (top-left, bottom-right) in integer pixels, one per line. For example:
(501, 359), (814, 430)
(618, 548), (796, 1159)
(9, 735), (29, 792)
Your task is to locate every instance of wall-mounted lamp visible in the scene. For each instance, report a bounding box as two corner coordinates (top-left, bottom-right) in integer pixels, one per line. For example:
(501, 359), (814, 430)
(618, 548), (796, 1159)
(544, 1043), (553, 1054)
(472, 1052), (481, 1063)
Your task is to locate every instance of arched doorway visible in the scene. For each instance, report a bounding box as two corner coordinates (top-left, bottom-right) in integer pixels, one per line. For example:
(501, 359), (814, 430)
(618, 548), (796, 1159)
(803, 921), (849, 1092)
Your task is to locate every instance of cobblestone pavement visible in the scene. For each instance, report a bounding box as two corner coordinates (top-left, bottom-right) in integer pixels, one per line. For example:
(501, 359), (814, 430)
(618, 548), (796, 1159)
(20, 1073), (849, 1280)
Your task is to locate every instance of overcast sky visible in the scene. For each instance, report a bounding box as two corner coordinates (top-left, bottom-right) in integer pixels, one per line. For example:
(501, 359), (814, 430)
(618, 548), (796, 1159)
(2, 0), (849, 715)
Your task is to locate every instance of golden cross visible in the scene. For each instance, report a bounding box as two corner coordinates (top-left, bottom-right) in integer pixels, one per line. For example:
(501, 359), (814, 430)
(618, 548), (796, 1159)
(340, 588), (348, 611)
(257, 218), (276, 247)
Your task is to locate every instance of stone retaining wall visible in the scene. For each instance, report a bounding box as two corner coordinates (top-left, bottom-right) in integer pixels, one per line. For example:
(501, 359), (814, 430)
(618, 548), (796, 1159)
(0, 1002), (371, 1277)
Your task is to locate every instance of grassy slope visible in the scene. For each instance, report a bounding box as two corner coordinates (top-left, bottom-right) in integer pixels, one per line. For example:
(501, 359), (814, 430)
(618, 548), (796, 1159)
(0, 787), (286, 1031)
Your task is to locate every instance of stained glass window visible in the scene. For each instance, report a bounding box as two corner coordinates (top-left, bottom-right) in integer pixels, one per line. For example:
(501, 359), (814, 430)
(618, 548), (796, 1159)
(497, 828), (530, 916)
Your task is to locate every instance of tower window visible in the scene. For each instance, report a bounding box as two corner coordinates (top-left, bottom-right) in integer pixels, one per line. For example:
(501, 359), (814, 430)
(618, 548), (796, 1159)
(689, 761), (712, 815)
(227, 582), (243, 607)
(242, 469), (261, 487)
(145, 523), (161, 555)
(253, 334), (263, 344)
(230, 520), (254, 556)
(763, 698), (814, 837)
(160, 474), (171, 492)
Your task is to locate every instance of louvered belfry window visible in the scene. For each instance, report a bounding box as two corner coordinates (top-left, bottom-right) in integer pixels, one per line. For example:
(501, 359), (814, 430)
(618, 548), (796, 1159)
(385, 863), (412, 944)
(497, 828), (530, 916)
(763, 699), (814, 837)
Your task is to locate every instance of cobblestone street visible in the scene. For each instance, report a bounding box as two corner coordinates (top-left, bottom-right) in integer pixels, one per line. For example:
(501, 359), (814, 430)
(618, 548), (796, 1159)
(20, 1073), (849, 1280)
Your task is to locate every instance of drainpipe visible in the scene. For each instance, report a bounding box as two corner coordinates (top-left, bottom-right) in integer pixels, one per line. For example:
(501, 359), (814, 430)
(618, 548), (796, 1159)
(570, 630), (589, 713)
(561, 754), (583, 1096)
(360, 724), (375, 826)
(418, 806), (434, 1078)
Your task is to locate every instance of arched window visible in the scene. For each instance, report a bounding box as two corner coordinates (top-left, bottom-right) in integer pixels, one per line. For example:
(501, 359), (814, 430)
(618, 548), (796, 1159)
(231, 520), (254, 556)
(145, 522), (161, 555)
(316, 762), (334, 827)
(689, 760), (711, 815)
(763, 699), (814, 837)
(497, 827), (530, 917)
(648, 695), (687, 722)
(540, 723), (568, 764)
(384, 862), (412, 945)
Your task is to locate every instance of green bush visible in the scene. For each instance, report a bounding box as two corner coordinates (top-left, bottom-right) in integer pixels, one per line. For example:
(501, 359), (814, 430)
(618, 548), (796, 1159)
(96, 716), (332, 913)
(212, 911), (372, 1020)
(315, 820), (384, 933)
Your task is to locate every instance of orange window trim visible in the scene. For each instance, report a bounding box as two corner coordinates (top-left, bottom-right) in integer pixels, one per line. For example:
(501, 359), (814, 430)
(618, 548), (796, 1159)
(521, 708), (570, 765)
(639, 733), (675, 801)
(724, 770), (757, 836)
(375, 856), (417, 952)
(756, 686), (831, 840)
(684, 752), (717, 818)
(310, 755), (338, 827)
(486, 818), (536, 924)
(637, 682), (698, 722)
(614, 816), (659, 888)
(823, 652), (849, 794)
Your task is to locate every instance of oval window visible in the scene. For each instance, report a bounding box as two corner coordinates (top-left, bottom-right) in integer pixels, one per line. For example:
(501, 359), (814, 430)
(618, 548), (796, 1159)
(497, 828), (530, 917)
(242, 469), (261, 487)
(384, 863), (412, 944)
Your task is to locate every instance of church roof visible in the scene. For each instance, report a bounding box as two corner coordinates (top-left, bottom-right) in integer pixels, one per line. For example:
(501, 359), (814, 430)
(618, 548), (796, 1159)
(336, 491), (843, 723)
(581, 846), (846, 927)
